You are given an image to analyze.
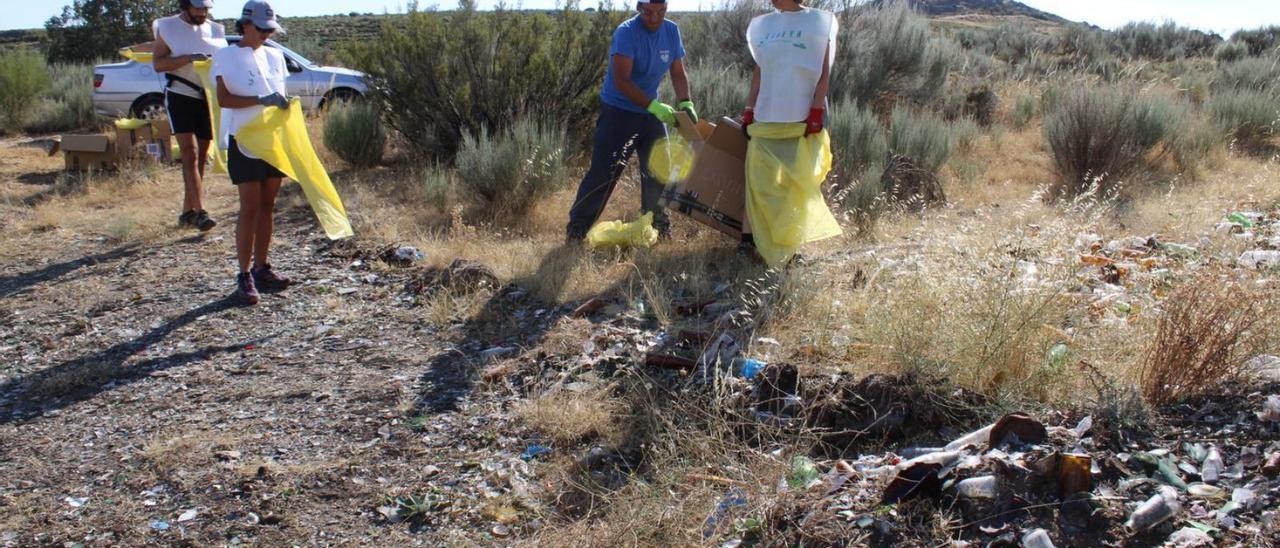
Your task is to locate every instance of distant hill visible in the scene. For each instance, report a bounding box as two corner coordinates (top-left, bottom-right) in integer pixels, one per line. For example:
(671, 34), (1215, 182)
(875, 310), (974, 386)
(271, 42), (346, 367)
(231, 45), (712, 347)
(881, 0), (1069, 23)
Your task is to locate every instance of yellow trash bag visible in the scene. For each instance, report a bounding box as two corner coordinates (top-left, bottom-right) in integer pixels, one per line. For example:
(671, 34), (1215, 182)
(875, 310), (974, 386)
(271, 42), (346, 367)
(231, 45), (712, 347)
(586, 212), (659, 250)
(118, 49), (229, 173)
(114, 118), (148, 129)
(234, 98), (354, 240)
(745, 122), (842, 267)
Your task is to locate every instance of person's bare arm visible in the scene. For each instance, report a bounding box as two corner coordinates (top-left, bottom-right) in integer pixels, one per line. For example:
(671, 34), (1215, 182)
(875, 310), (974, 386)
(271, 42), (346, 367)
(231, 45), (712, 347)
(812, 44), (831, 109)
(669, 58), (690, 101)
(747, 64), (761, 109)
(217, 77), (260, 108)
(152, 31), (198, 73)
(611, 55), (655, 108)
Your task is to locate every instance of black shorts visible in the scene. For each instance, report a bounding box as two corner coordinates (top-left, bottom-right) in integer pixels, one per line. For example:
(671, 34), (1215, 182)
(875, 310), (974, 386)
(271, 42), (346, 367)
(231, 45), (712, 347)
(164, 88), (213, 140)
(228, 136), (286, 185)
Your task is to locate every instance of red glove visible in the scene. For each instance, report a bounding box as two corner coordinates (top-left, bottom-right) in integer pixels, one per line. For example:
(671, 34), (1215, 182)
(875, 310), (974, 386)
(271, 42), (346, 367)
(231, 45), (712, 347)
(741, 108), (754, 134)
(805, 108), (824, 136)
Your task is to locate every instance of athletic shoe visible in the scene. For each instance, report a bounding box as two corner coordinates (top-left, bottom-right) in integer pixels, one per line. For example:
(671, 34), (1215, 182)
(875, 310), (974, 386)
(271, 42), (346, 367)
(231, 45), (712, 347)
(193, 210), (217, 231)
(178, 210), (196, 228)
(236, 272), (260, 305)
(251, 263), (292, 290)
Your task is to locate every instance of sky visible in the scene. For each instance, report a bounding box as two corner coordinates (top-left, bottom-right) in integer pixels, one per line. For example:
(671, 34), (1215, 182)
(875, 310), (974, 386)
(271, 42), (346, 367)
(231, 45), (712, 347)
(4, 0), (1279, 34)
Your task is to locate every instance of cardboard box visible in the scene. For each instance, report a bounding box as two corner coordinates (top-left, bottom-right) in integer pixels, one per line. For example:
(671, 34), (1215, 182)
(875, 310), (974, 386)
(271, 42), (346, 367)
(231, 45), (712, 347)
(663, 115), (749, 238)
(115, 119), (172, 163)
(61, 135), (116, 172)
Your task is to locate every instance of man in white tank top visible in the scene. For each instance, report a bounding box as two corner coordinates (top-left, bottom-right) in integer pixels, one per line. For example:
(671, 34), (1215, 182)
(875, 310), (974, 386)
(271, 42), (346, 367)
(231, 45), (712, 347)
(153, 0), (227, 232)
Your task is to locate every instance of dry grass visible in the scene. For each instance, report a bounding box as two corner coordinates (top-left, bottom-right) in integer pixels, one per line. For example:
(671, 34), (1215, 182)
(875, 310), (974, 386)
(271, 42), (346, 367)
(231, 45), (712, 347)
(1140, 269), (1280, 404)
(516, 389), (624, 447)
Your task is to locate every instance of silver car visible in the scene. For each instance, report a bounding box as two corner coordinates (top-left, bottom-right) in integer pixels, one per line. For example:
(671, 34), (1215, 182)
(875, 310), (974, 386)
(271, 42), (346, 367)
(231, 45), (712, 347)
(93, 37), (367, 119)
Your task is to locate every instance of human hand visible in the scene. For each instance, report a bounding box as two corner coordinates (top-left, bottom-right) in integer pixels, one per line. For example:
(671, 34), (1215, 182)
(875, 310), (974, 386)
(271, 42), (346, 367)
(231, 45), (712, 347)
(647, 100), (677, 126)
(677, 100), (698, 124)
(740, 107), (754, 137)
(257, 92), (290, 109)
(188, 53), (210, 63)
(804, 108), (824, 136)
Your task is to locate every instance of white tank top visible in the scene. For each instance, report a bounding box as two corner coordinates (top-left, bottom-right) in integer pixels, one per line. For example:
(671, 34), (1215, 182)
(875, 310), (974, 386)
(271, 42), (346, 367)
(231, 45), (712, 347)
(747, 8), (837, 123)
(153, 15), (227, 99)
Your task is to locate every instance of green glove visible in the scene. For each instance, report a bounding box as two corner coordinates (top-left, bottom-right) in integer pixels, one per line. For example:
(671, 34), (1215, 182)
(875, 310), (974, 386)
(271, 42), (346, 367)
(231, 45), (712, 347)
(647, 100), (677, 126)
(677, 100), (698, 124)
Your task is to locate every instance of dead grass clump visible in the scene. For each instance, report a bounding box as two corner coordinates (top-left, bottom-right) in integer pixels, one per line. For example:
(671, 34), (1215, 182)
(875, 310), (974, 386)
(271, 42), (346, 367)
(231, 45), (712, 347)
(516, 390), (623, 447)
(1139, 270), (1279, 404)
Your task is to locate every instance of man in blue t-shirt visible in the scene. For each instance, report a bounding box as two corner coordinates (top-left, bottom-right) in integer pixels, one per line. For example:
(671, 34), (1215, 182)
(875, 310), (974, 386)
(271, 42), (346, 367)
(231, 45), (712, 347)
(565, 0), (697, 242)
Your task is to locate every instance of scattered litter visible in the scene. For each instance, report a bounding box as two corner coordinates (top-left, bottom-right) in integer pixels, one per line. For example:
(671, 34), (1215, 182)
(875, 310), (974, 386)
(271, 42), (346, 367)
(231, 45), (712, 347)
(337, 287), (358, 295)
(1125, 486), (1181, 531)
(521, 444), (552, 462)
(1021, 528), (1055, 548)
(64, 496), (87, 508)
(1239, 250), (1280, 269)
(787, 456), (821, 490)
(1257, 395), (1280, 423)
(1166, 527), (1214, 547)
(703, 488), (748, 539)
(150, 519), (170, 531)
(177, 509), (198, 522)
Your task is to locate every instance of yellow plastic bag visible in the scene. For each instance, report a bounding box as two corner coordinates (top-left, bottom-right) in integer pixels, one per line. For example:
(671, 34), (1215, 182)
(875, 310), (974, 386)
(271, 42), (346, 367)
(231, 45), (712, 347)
(745, 122), (842, 267)
(233, 98), (354, 240)
(114, 118), (148, 129)
(118, 49), (228, 173)
(586, 212), (659, 250)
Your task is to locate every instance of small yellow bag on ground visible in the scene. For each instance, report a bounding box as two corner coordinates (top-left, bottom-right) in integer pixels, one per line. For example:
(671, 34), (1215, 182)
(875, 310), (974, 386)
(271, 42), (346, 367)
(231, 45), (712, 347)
(745, 122), (842, 267)
(587, 212), (659, 249)
(114, 118), (148, 130)
(234, 98), (354, 240)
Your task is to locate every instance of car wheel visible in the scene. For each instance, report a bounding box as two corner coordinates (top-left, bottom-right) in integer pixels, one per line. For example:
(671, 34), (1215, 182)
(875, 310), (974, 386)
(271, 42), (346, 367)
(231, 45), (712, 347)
(321, 88), (361, 110)
(131, 94), (168, 120)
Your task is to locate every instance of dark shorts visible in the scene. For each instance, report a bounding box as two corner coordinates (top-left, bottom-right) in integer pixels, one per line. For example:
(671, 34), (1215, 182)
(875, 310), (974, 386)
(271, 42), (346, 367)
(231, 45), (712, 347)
(164, 89), (213, 140)
(228, 137), (286, 185)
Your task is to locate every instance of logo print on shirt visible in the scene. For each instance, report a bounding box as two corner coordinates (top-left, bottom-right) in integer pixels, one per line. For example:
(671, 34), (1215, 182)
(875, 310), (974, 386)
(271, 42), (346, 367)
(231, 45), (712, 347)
(660, 50), (670, 63)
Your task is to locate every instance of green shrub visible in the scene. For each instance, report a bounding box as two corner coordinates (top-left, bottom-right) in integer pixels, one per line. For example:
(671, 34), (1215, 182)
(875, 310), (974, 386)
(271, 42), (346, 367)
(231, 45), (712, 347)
(1214, 41), (1248, 64)
(889, 105), (953, 174)
(1209, 89), (1278, 148)
(675, 0), (761, 69)
(1213, 57), (1280, 95)
(419, 163), (452, 209)
(343, 5), (622, 160)
(951, 117), (979, 154)
(1109, 22), (1219, 61)
(1171, 114), (1225, 172)
(323, 101), (386, 168)
(1043, 86), (1184, 198)
(454, 117), (567, 216)
(1231, 26), (1280, 57)
(662, 62), (748, 123)
(828, 101), (887, 184)
(23, 62), (95, 133)
(45, 0), (168, 62)
(1010, 93), (1037, 129)
(0, 50), (50, 129)
(832, 0), (957, 107)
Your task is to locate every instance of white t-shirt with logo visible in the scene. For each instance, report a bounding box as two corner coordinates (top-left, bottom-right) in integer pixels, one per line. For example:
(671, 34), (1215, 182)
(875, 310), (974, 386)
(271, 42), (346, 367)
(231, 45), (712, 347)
(211, 45), (287, 159)
(153, 15), (227, 99)
(747, 8), (838, 123)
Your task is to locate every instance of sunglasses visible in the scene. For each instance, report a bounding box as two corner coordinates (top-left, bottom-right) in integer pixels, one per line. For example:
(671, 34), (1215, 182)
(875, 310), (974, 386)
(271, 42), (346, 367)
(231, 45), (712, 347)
(256, 26), (276, 35)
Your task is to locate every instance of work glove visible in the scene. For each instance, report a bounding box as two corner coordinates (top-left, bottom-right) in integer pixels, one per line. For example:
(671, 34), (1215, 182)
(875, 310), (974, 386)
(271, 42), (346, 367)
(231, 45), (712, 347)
(804, 107), (825, 136)
(677, 100), (698, 125)
(740, 107), (754, 137)
(257, 92), (290, 109)
(647, 100), (677, 126)
(188, 52), (210, 62)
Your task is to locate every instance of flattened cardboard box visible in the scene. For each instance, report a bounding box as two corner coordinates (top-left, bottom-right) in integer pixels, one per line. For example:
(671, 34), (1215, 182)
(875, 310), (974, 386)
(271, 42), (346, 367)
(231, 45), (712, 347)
(664, 114), (749, 238)
(61, 135), (116, 172)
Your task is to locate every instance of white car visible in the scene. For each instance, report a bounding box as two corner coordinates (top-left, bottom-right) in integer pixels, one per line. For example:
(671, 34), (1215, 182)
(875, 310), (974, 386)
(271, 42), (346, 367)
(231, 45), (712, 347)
(93, 37), (368, 119)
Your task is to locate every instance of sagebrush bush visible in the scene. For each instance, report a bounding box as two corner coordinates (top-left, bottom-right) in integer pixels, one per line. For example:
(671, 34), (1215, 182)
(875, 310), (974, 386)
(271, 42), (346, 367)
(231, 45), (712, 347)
(1043, 86), (1183, 198)
(323, 101), (386, 168)
(419, 163), (451, 209)
(344, 6), (621, 160)
(1231, 25), (1280, 57)
(1214, 41), (1248, 64)
(1109, 22), (1219, 61)
(1010, 93), (1037, 129)
(1213, 57), (1280, 95)
(454, 118), (567, 216)
(1209, 89), (1279, 148)
(24, 62), (96, 133)
(0, 50), (50, 129)
(889, 105), (953, 174)
(951, 117), (980, 154)
(832, 0), (957, 107)
(828, 101), (887, 183)
(662, 62), (748, 123)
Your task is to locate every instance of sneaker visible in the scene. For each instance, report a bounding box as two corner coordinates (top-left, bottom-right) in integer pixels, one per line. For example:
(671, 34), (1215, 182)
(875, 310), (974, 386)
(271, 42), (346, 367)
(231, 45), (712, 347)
(251, 263), (292, 290)
(236, 272), (260, 305)
(178, 210), (196, 228)
(193, 210), (217, 232)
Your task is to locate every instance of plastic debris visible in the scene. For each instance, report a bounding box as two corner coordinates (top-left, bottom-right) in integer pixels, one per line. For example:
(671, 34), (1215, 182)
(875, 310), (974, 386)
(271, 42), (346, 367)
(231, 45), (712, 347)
(1258, 395), (1280, 423)
(1202, 446), (1224, 483)
(989, 413), (1047, 448)
(955, 475), (997, 500)
(1186, 483), (1227, 501)
(702, 488), (748, 539)
(521, 444), (552, 462)
(788, 456), (821, 490)
(1166, 527), (1214, 547)
(1021, 528), (1056, 548)
(733, 357), (767, 379)
(882, 462), (944, 504)
(1239, 250), (1280, 269)
(1125, 486), (1181, 531)
(150, 519), (170, 531)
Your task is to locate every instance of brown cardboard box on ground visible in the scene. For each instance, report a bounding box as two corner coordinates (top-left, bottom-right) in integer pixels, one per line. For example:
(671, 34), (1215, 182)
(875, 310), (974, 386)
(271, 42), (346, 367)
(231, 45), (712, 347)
(61, 135), (116, 172)
(664, 114), (749, 239)
(115, 119), (172, 163)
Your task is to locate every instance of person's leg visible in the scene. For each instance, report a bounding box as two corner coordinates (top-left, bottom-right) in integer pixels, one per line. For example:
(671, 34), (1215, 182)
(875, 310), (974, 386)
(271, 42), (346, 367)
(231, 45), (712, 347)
(636, 115), (673, 237)
(565, 105), (644, 240)
(196, 138), (210, 180)
(236, 182), (262, 274)
(176, 132), (201, 214)
(252, 177), (283, 268)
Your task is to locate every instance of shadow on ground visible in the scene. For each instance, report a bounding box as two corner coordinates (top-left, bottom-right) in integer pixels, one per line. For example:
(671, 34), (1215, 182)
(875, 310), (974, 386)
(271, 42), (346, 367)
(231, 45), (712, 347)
(0, 295), (255, 424)
(0, 244), (142, 299)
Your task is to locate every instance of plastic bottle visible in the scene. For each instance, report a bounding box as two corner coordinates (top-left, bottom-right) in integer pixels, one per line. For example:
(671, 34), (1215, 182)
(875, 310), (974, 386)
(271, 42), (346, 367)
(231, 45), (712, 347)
(733, 357), (766, 379)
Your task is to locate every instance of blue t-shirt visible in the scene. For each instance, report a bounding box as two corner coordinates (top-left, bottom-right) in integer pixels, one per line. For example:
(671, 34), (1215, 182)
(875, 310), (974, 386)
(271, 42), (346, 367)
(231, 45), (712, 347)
(600, 16), (686, 113)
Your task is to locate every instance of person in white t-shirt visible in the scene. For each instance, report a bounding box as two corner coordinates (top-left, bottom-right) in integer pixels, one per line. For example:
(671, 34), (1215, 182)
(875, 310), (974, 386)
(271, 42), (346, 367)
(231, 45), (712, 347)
(152, 0), (228, 232)
(211, 0), (291, 305)
(739, 0), (837, 254)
